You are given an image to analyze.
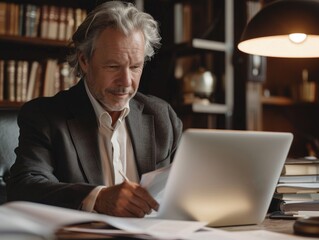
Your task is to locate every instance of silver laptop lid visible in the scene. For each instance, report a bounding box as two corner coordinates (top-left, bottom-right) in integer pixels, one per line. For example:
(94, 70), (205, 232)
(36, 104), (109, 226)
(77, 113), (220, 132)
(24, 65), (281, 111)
(158, 129), (293, 227)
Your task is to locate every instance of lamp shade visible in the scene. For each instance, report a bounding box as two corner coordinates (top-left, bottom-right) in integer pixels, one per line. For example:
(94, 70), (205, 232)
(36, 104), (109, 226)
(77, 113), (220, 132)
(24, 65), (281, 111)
(238, 0), (319, 58)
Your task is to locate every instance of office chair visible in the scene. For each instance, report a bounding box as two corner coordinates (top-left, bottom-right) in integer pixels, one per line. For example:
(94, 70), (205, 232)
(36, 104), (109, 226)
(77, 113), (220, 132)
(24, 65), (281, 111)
(0, 108), (19, 204)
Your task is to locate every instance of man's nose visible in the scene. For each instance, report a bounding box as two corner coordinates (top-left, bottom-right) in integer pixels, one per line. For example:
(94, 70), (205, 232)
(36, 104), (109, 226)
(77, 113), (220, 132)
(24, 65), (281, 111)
(118, 68), (132, 86)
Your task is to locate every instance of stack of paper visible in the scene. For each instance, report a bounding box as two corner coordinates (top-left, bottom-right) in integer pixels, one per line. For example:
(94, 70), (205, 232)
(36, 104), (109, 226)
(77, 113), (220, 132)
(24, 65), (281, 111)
(0, 201), (206, 239)
(0, 201), (312, 240)
(273, 157), (319, 214)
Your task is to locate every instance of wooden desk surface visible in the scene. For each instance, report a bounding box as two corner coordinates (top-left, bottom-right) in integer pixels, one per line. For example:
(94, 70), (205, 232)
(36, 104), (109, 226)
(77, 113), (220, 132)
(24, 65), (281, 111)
(221, 217), (296, 235)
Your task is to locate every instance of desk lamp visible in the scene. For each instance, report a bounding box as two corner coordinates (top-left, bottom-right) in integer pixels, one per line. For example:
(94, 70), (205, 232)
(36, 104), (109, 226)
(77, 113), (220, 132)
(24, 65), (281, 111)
(238, 0), (319, 58)
(238, 0), (319, 237)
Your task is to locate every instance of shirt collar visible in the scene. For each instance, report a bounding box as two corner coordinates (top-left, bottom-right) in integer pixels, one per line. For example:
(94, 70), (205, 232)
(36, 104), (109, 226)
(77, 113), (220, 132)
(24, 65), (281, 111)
(84, 80), (130, 129)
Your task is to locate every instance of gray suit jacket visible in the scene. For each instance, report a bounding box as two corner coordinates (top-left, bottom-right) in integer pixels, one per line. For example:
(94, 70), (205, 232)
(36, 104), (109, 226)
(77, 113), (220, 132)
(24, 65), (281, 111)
(7, 80), (182, 209)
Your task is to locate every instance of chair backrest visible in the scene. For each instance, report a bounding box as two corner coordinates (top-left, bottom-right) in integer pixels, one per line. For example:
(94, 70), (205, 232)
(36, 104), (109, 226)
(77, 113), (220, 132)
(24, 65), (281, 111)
(0, 108), (19, 204)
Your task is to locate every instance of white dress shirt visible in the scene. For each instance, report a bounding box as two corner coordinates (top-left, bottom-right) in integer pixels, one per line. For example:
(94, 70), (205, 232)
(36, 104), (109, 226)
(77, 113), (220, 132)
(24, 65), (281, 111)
(81, 80), (139, 212)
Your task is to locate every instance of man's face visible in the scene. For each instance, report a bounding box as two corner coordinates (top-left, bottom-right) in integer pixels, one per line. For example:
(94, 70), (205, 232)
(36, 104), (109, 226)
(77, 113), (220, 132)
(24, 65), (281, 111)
(79, 28), (145, 112)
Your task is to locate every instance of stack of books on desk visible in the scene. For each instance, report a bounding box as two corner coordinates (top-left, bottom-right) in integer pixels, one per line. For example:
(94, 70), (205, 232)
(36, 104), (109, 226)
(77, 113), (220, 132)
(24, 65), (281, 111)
(273, 157), (319, 214)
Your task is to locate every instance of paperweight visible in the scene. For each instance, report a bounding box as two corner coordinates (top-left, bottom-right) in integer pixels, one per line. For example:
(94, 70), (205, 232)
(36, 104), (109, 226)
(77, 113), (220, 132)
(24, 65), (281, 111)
(294, 217), (319, 237)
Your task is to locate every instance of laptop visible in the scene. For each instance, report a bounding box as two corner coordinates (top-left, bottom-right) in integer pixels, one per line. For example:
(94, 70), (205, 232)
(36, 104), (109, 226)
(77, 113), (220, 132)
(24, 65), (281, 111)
(156, 128), (293, 227)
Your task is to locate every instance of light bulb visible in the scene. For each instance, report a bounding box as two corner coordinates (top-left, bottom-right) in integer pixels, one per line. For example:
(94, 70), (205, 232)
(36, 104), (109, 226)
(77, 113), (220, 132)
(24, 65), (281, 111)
(289, 33), (307, 44)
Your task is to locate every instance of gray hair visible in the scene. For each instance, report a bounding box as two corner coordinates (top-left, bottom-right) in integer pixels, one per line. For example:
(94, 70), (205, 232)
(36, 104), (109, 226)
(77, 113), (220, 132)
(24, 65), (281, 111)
(67, 1), (161, 77)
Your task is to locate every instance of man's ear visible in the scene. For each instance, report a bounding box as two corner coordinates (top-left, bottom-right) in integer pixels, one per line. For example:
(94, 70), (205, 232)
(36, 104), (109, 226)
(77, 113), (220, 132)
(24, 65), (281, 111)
(78, 52), (88, 74)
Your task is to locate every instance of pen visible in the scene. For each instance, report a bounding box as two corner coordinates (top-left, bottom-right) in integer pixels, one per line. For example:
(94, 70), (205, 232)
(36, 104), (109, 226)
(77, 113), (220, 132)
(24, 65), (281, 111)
(118, 169), (130, 182)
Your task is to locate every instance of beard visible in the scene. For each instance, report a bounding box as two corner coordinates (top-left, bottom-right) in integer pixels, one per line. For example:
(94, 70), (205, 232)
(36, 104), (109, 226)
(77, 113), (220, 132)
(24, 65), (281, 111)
(97, 87), (137, 112)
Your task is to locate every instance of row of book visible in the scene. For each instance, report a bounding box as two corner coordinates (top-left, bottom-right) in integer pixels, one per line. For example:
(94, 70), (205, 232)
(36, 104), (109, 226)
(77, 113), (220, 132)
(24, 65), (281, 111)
(0, 3), (87, 41)
(273, 157), (319, 215)
(173, 1), (214, 44)
(0, 59), (78, 102)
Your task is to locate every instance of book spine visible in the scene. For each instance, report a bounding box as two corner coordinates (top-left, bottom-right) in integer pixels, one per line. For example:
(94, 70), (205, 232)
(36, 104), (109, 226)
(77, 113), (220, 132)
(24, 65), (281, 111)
(65, 8), (75, 41)
(58, 7), (67, 41)
(0, 2), (6, 35)
(21, 61), (28, 102)
(40, 5), (49, 39)
(26, 61), (38, 101)
(16, 61), (23, 102)
(47, 6), (59, 39)
(6, 60), (16, 102)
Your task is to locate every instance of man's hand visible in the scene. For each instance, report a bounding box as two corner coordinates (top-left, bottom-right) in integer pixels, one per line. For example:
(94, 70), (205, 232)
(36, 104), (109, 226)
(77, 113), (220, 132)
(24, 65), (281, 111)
(94, 181), (159, 217)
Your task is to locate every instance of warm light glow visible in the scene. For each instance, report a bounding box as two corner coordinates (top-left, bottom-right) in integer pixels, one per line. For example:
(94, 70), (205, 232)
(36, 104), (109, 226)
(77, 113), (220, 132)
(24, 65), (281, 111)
(289, 33), (307, 43)
(238, 0), (319, 58)
(238, 35), (319, 58)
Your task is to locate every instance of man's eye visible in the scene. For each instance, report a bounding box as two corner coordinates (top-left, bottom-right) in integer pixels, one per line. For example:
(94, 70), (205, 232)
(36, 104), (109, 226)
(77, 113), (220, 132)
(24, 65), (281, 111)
(131, 65), (142, 70)
(104, 65), (119, 70)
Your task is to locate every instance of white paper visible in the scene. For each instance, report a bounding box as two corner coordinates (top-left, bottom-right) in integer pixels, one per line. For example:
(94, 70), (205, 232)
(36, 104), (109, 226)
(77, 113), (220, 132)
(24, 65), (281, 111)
(140, 164), (171, 203)
(99, 215), (206, 239)
(65, 218), (206, 240)
(294, 210), (319, 217)
(183, 227), (238, 240)
(62, 227), (150, 239)
(0, 201), (206, 240)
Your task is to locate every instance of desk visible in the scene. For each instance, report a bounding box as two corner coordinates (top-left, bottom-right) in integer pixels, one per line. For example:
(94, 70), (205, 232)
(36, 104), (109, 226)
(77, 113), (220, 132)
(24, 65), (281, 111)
(222, 217), (295, 235)
(57, 217), (297, 239)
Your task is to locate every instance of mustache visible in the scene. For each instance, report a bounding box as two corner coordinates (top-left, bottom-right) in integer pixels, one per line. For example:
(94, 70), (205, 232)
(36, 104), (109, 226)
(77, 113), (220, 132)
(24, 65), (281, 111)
(107, 87), (134, 94)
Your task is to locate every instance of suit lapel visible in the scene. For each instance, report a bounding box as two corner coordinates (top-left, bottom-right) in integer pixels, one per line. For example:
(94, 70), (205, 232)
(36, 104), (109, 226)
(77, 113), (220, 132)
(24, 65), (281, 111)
(66, 80), (104, 185)
(127, 99), (156, 176)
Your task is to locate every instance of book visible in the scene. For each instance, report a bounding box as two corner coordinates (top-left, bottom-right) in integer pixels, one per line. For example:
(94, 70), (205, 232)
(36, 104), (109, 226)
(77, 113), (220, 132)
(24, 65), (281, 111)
(40, 5), (49, 38)
(22, 61), (28, 102)
(174, 3), (183, 44)
(15, 60), (28, 102)
(18, 3), (24, 36)
(182, 3), (192, 42)
(6, 3), (19, 36)
(47, 6), (59, 39)
(276, 182), (319, 194)
(15, 60), (23, 102)
(278, 200), (319, 214)
(279, 175), (319, 183)
(74, 8), (84, 32)
(65, 8), (75, 41)
(282, 157), (319, 176)
(0, 2), (6, 34)
(0, 201), (206, 239)
(273, 157), (319, 215)
(57, 7), (67, 41)
(26, 61), (39, 101)
(32, 63), (43, 99)
(25, 4), (40, 37)
(6, 60), (16, 102)
(43, 59), (58, 97)
(274, 192), (319, 201)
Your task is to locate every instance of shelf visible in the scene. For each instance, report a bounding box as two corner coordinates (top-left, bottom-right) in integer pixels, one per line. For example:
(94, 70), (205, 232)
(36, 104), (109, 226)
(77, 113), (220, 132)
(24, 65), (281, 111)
(192, 38), (227, 52)
(261, 96), (294, 106)
(0, 101), (23, 109)
(0, 34), (69, 48)
(192, 102), (228, 114)
(261, 96), (319, 107)
(166, 39), (227, 55)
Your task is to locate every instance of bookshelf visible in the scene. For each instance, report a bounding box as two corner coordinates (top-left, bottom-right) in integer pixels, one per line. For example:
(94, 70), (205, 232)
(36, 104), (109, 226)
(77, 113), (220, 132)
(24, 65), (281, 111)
(0, 0), (236, 130)
(0, 0), (96, 107)
(141, 0), (234, 129)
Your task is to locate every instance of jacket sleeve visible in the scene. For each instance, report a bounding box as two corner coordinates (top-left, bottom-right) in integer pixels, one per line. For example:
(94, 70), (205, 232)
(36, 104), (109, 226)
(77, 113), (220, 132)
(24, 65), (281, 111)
(6, 99), (97, 210)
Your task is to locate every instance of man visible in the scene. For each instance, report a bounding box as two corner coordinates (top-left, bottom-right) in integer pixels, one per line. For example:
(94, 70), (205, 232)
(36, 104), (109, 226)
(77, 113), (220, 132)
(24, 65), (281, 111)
(7, 1), (182, 218)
